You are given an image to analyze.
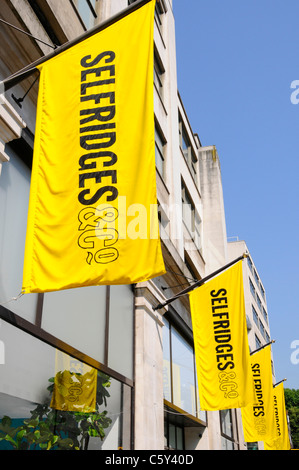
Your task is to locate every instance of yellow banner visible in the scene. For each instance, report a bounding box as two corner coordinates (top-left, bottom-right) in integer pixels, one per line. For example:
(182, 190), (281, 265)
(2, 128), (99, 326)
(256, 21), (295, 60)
(189, 261), (254, 411)
(241, 345), (276, 443)
(264, 383), (292, 450)
(22, 0), (165, 293)
(50, 350), (97, 413)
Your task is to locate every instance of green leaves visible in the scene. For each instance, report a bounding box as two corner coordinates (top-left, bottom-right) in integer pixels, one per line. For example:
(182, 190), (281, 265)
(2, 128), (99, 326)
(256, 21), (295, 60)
(0, 371), (112, 450)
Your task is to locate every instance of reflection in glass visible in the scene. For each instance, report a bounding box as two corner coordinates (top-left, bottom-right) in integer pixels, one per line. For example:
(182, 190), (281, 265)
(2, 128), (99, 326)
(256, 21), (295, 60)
(171, 327), (195, 416)
(0, 347), (131, 450)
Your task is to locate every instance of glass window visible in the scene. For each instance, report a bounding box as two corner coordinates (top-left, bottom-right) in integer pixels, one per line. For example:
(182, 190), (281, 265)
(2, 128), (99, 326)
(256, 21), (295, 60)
(71, 0), (97, 29)
(220, 409), (237, 450)
(255, 334), (262, 350)
(181, 182), (201, 251)
(256, 294), (262, 311)
(108, 285), (134, 380)
(162, 319), (172, 402)
(0, 321), (131, 450)
(260, 321), (265, 339)
(262, 307), (268, 324)
(42, 286), (107, 364)
(220, 409), (233, 438)
(249, 278), (255, 298)
(0, 151), (38, 323)
(252, 305), (259, 327)
(162, 318), (206, 422)
(171, 327), (196, 415)
(164, 419), (184, 450)
(155, 125), (165, 177)
(154, 0), (164, 32)
(254, 269), (259, 286)
(178, 114), (198, 183)
(154, 53), (164, 99)
(247, 256), (253, 273)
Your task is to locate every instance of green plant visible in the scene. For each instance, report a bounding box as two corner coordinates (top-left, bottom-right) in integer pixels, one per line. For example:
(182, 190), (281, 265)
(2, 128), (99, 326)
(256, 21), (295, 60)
(285, 388), (299, 449)
(0, 371), (112, 450)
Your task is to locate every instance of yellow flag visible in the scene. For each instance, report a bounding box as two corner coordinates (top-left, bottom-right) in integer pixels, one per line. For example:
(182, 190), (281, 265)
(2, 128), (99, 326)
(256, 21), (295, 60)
(264, 383), (292, 450)
(241, 345), (276, 442)
(189, 261), (254, 411)
(22, 0), (165, 293)
(50, 350), (97, 413)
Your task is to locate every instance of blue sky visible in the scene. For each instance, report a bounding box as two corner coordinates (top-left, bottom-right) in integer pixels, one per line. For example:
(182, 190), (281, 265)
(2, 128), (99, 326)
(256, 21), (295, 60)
(173, 0), (299, 389)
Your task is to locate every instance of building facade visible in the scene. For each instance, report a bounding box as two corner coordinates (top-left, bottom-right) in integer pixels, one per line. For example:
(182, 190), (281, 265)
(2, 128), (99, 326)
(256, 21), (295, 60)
(0, 0), (276, 450)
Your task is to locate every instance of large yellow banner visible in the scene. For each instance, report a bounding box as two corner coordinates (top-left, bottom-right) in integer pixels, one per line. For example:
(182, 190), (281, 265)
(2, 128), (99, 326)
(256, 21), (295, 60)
(241, 345), (276, 443)
(264, 383), (292, 450)
(189, 261), (254, 411)
(22, 0), (165, 293)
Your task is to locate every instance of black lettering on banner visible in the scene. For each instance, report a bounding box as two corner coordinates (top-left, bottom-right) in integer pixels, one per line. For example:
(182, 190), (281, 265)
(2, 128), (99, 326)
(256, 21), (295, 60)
(210, 288), (239, 399)
(78, 206), (119, 265)
(273, 395), (281, 436)
(77, 51), (119, 265)
(250, 363), (267, 435)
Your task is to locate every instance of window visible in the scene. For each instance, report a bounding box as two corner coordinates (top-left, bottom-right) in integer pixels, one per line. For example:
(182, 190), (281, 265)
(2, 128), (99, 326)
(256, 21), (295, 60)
(220, 409), (237, 450)
(254, 269), (259, 286)
(179, 114), (198, 183)
(0, 147), (134, 450)
(260, 285), (266, 301)
(256, 294), (262, 311)
(262, 307), (268, 324)
(164, 419), (184, 450)
(252, 305), (259, 327)
(155, 124), (166, 177)
(154, 0), (164, 33)
(181, 181), (201, 250)
(249, 278), (256, 298)
(162, 317), (206, 422)
(0, 323), (132, 450)
(154, 52), (165, 100)
(71, 0), (97, 29)
(255, 334), (262, 350)
(260, 321), (265, 339)
(247, 256), (253, 273)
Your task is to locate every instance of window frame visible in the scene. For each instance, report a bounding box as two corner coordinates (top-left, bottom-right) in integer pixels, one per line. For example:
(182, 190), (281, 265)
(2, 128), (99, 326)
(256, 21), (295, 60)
(220, 409), (239, 450)
(162, 313), (207, 424)
(181, 180), (202, 251)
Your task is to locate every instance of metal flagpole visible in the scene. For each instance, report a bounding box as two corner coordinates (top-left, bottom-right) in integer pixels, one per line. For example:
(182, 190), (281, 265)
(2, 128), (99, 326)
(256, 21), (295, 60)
(0, 18), (57, 49)
(249, 339), (275, 356)
(153, 253), (248, 311)
(274, 378), (287, 388)
(1, 0), (153, 91)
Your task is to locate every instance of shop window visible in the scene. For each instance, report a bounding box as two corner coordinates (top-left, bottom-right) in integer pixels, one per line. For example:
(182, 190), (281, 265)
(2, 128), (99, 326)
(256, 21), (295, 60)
(0, 322), (132, 450)
(0, 146), (134, 440)
(162, 317), (206, 422)
(0, 149), (38, 323)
